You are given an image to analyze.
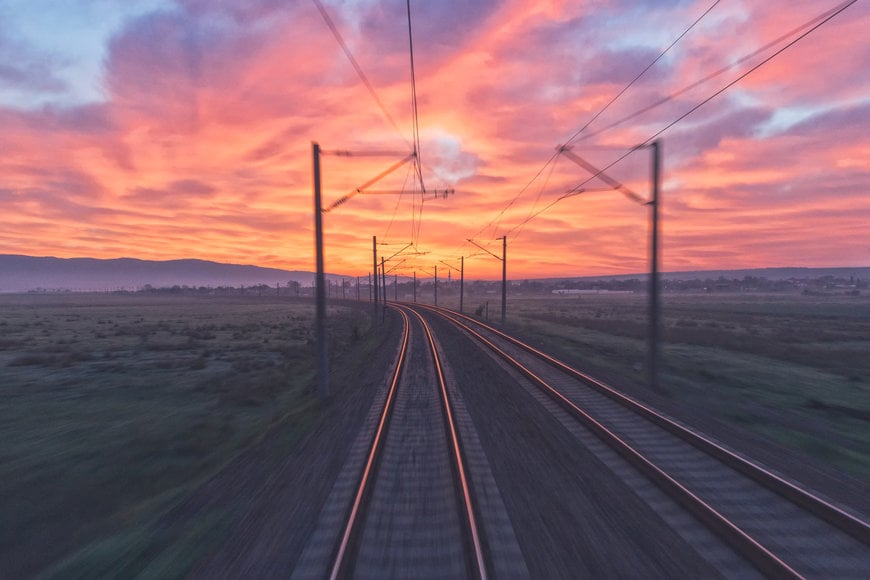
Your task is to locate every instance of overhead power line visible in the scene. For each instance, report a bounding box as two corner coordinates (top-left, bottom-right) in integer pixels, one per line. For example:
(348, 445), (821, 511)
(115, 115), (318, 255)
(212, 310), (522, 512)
(311, 0), (411, 148)
(563, 0), (722, 147)
(406, 0), (425, 193)
(312, 0), (447, 251)
(635, 0), (857, 148)
(461, 0), (720, 253)
(465, 149), (561, 248)
(511, 0), (858, 234)
(577, 0), (857, 142)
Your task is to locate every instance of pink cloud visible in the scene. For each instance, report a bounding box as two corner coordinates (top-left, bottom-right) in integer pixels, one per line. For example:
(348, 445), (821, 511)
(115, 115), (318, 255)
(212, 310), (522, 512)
(0, 0), (867, 278)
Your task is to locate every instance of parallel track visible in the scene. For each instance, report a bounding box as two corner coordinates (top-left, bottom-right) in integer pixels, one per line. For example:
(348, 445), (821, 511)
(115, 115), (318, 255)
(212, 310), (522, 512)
(328, 305), (487, 578)
(418, 303), (870, 578)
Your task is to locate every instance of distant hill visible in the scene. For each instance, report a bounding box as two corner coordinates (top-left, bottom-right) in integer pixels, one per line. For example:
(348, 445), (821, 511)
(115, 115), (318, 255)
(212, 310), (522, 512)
(0, 255), (351, 293)
(2, 254), (868, 293)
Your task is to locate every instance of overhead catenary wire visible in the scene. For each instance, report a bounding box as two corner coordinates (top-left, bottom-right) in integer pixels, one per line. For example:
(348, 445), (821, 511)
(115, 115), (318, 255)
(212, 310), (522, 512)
(507, 0), (857, 236)
(406, 0), (425, 194)
(405, 0), (428, 249)
(310, 0), (411, 149)
(513, 152), (561, 239)
(463, 149), (562, 252)
(460, 0), (720, 254)
(323, 153), (415, 213)
(577, 0), (856, 143)
(312, 0), (444, 256)
(563, 0), (722, 147)
(637, 0), (857, 147)
(384, 161), (416, 239)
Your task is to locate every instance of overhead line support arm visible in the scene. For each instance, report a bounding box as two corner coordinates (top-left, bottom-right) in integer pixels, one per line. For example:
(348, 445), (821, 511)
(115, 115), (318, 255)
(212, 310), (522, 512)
(558, 145), (646, 204)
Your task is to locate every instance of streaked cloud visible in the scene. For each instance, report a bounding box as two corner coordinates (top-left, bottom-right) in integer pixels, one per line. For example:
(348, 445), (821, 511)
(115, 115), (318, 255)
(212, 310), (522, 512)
(0, 0), (867, 278)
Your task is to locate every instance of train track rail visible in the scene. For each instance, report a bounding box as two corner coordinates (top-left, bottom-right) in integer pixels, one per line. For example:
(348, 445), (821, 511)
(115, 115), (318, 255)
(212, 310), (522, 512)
(418, 303), (870, 578)
(326, 305), (487, 578)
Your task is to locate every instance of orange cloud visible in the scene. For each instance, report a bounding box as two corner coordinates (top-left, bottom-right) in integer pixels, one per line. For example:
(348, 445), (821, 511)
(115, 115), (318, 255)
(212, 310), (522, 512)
(0, 1), (868, 280)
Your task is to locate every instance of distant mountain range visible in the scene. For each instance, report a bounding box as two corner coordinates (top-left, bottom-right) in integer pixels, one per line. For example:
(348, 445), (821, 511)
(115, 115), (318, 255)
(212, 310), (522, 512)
(0, 255), (348, 293)
(1, 254), (868, 293)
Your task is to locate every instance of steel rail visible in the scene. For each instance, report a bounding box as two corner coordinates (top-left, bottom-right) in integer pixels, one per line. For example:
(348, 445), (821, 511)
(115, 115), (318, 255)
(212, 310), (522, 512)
(329, 308), (411, 579)
(400, 304), (489, 580)
(415, 304), (807, 578)
(423, 303), (870, 546)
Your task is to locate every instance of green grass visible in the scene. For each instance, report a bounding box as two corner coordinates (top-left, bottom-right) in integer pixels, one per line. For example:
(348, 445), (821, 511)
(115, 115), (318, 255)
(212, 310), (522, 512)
(0, 293), (375, 578)
(497, 292), (870, 479)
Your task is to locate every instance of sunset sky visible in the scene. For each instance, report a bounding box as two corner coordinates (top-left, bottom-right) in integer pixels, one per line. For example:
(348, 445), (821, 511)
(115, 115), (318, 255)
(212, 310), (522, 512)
(1, 0), (868, 280)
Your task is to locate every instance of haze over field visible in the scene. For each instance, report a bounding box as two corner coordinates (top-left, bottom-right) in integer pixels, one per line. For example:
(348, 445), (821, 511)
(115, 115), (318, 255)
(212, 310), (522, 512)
(0, 254), (323, 292)
(0, 0), (868, 279)
(3, 253), (868, 293)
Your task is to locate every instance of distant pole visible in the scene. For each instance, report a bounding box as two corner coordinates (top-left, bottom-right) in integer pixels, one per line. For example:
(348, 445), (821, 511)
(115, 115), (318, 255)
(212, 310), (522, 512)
(501, 235), (507, 324)
(312, 142), (329, 400)
(413, 271), (417, 303)
(649, 139), (662, 393)
(372, 236), (379, 319)
(357, 276), (361, 301)
(381, 257), (387, 316)
(394, 273), (398, 300)
(434, 264), (438, 306)
(460, 256), (465, 313)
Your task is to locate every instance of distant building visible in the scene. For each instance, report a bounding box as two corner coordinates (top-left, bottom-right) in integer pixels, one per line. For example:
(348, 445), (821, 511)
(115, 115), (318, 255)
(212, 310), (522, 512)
(551, 289), (633, 295)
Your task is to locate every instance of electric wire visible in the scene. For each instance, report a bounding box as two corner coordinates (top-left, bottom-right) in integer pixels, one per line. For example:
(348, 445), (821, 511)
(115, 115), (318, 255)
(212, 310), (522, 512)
(312, 0), (436, 259)
(464, 149), (561, 251)
(563, 0), (722, 147)
(513, 153), (561, 239)
(577, 0), (854, 142)
(636, 0), (856, 148)
(384, 161), (415, 239)
(462, 0), (719, 254)
(419, 191), (427, 245)
(406, 0), (426, 194)
(508, 0), (857, 236)
(310, 0), (411, 149)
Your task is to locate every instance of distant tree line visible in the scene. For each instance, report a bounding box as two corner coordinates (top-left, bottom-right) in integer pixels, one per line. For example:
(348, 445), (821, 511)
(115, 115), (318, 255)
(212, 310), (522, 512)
(20, 274), (863, 296)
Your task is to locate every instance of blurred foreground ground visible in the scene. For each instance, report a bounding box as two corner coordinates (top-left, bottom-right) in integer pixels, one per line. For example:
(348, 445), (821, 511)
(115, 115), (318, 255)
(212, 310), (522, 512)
(1, 291), (867, 576)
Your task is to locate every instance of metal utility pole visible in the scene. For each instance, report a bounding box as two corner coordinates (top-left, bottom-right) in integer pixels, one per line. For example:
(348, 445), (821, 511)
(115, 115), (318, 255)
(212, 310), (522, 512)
(649, 140), (662, 393)
(372, 236), (379, 317)
(501, 236), (507, 324)
(434, 264), (438, 306)
(394, 273), (398, 300)
(413, 271), (417, 303)
(357, 276), (361, 301)
(460, 256), (465, 313)
(381, 257), (387, 306)
(312, 142), (329, 400)
(559, 142), (663, 391)
(467, 238), (507, 323)
(309, 141), (452, 401)
(440, 257), (465, 313)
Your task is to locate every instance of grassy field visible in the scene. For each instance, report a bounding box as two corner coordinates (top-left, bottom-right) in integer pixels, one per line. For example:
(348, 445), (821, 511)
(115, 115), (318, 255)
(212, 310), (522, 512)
(5, 290), (867, 575)
(0, 293), (375, 578)
(484, 291), (870, 480)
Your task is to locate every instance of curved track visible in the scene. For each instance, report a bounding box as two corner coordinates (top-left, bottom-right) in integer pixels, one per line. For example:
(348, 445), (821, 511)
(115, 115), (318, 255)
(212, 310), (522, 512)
(417, 303), (870, 578)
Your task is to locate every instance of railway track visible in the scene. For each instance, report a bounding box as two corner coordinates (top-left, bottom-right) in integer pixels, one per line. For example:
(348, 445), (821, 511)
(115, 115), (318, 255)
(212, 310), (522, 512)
(296, 305), (491, 578)
(418, 303), (870, 578)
